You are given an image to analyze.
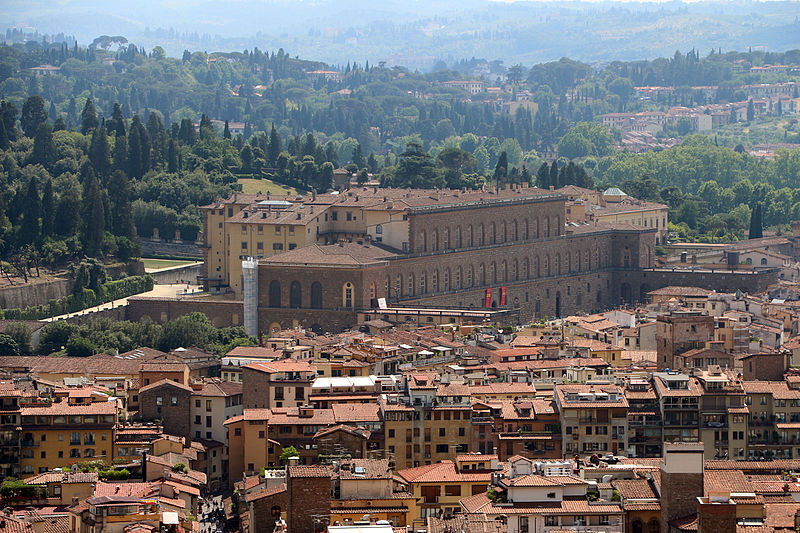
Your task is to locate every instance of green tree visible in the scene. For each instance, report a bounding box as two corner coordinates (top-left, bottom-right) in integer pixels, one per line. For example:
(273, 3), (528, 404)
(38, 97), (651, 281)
(108, 170), (135, 238)
(20, 177), (40, 245)
(66, 335), (97, 357)
(223, 120), (231, 140)
(4, 322), (32, 354)
(20, 95), (47, 138)
(536, 162), (550, 189)
(493, 151), (508, 189)
(0, 334), (20, 356)
(82, 169), (105, 255)
(280, 445), (299, 462)
(89, 126), (112, 180)
(0, 116), (9, 150)
(81, 98), (99, 135)
(749, 203), (763, 239)
(31, 122), (56, 168)
(550, 161), (560, 189)
(41, 177), (54, 237)
(747, 99), (755, 122)
(391, 141), (441, 188)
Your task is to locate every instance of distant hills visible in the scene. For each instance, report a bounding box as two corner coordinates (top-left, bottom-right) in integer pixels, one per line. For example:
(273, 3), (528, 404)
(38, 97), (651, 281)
(2, 0), (800, 68)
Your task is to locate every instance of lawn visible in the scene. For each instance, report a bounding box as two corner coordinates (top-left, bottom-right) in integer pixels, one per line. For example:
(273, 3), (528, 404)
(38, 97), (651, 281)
(142, 258), (198, 270)
(238, 178), (300, 196)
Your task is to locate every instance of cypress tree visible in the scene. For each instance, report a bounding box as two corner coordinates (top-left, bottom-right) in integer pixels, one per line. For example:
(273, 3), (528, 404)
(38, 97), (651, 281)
(167, 138), (178, 173)
(749, 203), (763, 239)
(81, 98), (99, 135)
(21, 177), (40, 244)
(0, 116), (8, 150)
(41, 177), (54, 237)
(108, 169), (135, 238)
(223, 120), (231, 140)
(20, 95), (47, 138)
(550, 161), (559, 189)
(112, 134), (128, 173)
(82, 168), (105, 255)
(267, 123), (282, 166)
(31, 122), (56, 168)
(89, 126), (111, 181)
(493, 151), (508, 190)
(109, 103), (126, 136)
(536, 162), (550, 189)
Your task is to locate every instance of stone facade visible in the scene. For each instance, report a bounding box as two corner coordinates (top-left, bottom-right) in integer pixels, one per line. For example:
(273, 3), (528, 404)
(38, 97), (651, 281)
(656, 313), (715, 372)
(286, 466), (331, 533)
(138, 380), (193, 442)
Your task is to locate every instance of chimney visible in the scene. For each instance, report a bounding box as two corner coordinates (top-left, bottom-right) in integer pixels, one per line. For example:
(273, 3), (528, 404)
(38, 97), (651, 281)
(660, 443), (704, 528)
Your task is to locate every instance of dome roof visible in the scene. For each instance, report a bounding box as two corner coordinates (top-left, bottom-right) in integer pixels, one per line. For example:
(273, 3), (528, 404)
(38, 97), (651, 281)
(603, 187), (627, 197)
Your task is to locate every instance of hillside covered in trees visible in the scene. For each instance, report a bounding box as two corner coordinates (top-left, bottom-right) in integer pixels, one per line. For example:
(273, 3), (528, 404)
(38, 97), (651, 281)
(1, 39), (800, 278)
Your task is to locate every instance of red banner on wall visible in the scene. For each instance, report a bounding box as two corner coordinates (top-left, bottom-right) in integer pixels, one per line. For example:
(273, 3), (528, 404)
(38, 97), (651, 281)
(500, 286), (507, 306)
(485, 288), (492, 308)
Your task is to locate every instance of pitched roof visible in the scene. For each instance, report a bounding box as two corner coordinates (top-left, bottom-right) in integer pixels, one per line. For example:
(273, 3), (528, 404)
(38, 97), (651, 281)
(398, 461), (491, 483)
(243, 359), (314, 374)
(138, 379), (193, 394)
(288, 465), (331, 478)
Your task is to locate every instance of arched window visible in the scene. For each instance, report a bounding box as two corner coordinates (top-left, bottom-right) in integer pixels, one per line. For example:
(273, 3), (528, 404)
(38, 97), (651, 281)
(432, 230), (439, 251)
(522, 258), (529, 279)
(512, 259), (518, 281)
(289, 281), (302, 308)
(647, 520), (659, 533)
(479, 264), (486, 286)
(419, 231), (427, 252)
(455, 267), (461, 289)
(490, 222), (496, 244)
(420, 272), (426, 294)
(443, 268), (450, 291)
(523, 219), (529, 240)
(543, 217), (549, 238)
(467, 266), (473, 287)
(311, 282), (323, 308)
(269, 280), (281, 307)
(467, 225), (473, 247)
(490, 262), (497, 284)
(513, 220), (518, 241)
(761, 258), (768, 265)
(543, 255), (549, 277)
(408, 273), (415, 296)
(533, 217), (539, 239)
(478, 224), (484, 246)
(443, 228), (450, 249)
(432, 270), (439, 292)
(342, 282), (354, 308)
(455, 226), (462, 248)
(500, 261), (506, 282)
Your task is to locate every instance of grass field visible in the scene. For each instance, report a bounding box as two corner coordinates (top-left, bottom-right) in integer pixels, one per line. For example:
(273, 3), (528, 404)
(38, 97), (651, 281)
(142, 258), (198, 270)
(238, 178), (300, 196)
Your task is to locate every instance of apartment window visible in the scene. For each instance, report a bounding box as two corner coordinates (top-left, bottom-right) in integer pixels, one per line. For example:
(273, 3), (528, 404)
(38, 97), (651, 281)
(171, 397), (178, 406)
(331, 211), (338, 221)
(257, 242), (264, 250)
(289, 243), (296, 250)
(206, 416), (212, 427)
(388, 429), (395, 438)
(195, 416), (201, 424)
(436, 444), (448, 453)
(273, 243), (283, 251)
(234, 428), (242, 436)
(206, 400), (212, 411)
(275, 226), (281, 234)
(444, 485), (462, 497)
(519, 517), (529, 533)
(195, 400), (201, 408)
(439, 428), (446, 437)
(346, 212), (352, 221)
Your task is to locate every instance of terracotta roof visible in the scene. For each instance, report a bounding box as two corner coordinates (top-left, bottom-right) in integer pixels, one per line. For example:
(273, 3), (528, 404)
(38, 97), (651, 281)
(244, 359), (315, 374)
(648, 286), (712, 297)
(501, 474), (564, 487)
(192, 380), (243, 397)
(337, 459), (393, 480)
(245, 483), (287, 502)
(332, 403), (381, 423)
(262, 243), (397, 266)
(138, 379), (193, 394)
(24, 472), (99, 485)
(94, 481), (156, 498)
(288, 465), (331, 478)
(20, 401), (116, 417)
(398, 461), (491, 483)
(457, 454), (498, 463)
(613, 479), (657, 500)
